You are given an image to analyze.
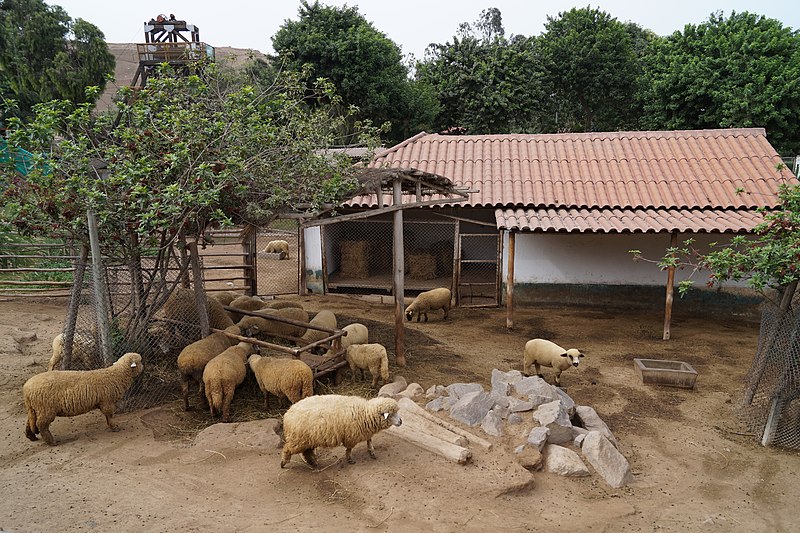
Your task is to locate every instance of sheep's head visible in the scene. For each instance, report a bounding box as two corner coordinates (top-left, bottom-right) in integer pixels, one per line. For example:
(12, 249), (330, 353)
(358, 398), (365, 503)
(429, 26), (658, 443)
(561, 349), (584, 367)
(404, 307), (415, 321)
(116, 352), (144, 377)
(370, 397), (402, 428)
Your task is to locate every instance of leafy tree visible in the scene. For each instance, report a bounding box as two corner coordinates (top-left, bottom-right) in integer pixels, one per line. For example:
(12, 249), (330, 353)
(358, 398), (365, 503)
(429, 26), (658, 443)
(272, 0), (431, 143)
(0, 0), (114, 121)
(638, 11), (800, 154)
(0, 63), (381, 340)
(537, 7), (645, 132)
(416, 8), (545, 134)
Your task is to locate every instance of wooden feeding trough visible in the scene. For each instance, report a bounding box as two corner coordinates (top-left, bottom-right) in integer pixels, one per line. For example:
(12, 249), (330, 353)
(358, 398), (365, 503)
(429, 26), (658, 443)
(633, 358), (698, 389)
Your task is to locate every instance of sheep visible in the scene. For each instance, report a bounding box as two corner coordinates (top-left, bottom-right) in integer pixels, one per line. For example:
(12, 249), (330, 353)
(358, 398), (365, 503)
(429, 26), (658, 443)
(264, 239), (290, 259)
(280, 394), (402, 468)
(247, 353), (313, 410)
(176, 325), (241, 411)
(202, 341), (256, 422)
(299, 310), (337, 352)
(238, 307), (309, 340)
(325, 322), (369, 357)
(227, 294), (266, 323)
(404, 287), (452, 322)
(345, 343), (389, 387)
(48, 331), (99, 371)
(522, 338), (584, 387)
(164, 287), (234, 342)
(23, 352), (143, 446)
(262, 300), (304, 310)
(210, 291), (242, 307)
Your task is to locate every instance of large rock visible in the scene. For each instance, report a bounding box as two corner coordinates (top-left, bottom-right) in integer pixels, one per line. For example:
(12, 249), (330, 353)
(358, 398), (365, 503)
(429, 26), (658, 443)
(543, 444), (590, 477)
(533, 400), (573, 444)
(508, 396), (535, 413)
(426, 384), (446, 399)
(481, 409), (504, 437)
(378, 376), (408, 397)
(514, 376), (560, 407)
(446, 382), (484, 399)
(554, 387), (576, 415)
(527, 427), (550, 451)
(425, 396), (452, 412)
(515, 445), (543, 471)
(449, 391), (496, 427)
(575, 406), (619, 448)
(581, 431), (634, 488)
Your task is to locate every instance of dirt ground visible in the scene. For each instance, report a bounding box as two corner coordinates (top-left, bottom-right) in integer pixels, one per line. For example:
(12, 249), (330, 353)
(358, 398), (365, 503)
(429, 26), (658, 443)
(1, 295), (800, 533)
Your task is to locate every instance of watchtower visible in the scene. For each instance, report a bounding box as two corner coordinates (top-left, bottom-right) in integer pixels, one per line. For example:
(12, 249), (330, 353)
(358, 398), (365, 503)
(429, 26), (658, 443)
(131, 14), (215, 87)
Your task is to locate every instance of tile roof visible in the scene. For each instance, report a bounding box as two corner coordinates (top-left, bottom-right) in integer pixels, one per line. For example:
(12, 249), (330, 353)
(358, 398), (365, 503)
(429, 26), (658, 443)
(353, 128), (797, 233)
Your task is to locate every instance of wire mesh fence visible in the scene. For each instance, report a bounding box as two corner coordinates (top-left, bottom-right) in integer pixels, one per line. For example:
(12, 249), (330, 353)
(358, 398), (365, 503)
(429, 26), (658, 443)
(255, 222), (299, 296)
(737, 298), (800, 449)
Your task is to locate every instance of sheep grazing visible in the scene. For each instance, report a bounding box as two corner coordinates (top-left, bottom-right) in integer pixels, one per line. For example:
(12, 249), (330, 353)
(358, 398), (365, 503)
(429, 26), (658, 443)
(164, 287), (235, 342)
(264, 239), (290, 259)
(345, 343), (389, 387)
(227, 294), (266, 323)
(247, 353), (313, 409)
(280, 394), (402, 468)
(299, 310), (337, 352)
(202, 341), (256, 422)
(404, 287), (452, 322)
(23, 352), (143, 446)
(325, 322), (369, 356)
(48, 331), (99, 371)
(210, 291), (242, 308)
(238, 307), (309, 339)
(522, 338), (584, 387)
(177, 325), (241, 410)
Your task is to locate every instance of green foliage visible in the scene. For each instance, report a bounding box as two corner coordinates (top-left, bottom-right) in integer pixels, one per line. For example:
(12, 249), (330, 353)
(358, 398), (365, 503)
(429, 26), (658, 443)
(0, 62), (382, 262)
(0, 0), (114, 121)
(537, 7), (647, 132)
(416, 9), (545, 134)
(271, 0), (430, 143)
(638, 11), (800, 154)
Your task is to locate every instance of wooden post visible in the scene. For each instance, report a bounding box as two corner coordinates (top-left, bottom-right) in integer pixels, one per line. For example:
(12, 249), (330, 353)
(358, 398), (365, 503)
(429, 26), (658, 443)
(242, 224), (257, 296)
(298, 222), (306, 295)
(506, 230), (515, 330)
(86, 211), (113, 365)
(663, 231), (678, 341)
(187, 241), (210, 337)
(393, 178), (406, 367)
(62, 243), (89, 369)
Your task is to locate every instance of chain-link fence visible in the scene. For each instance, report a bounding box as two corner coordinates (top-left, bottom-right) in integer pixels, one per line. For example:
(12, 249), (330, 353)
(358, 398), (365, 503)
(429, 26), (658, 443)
(737, 300), (800, 449)
(256, 221), (299, 296)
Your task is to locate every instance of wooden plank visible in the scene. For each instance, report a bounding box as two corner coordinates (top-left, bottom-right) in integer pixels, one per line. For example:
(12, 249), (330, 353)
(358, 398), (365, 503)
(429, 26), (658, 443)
(393, 178), (406, 367)
(506, 230), (515, 330)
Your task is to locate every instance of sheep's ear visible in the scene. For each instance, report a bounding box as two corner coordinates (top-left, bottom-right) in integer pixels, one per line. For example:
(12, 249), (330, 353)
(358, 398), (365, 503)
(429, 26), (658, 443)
(560, 353), (569, 358)
(579, 353), (585, 358)
(130, 361), (137, 368)
(382, 412), (389, 420)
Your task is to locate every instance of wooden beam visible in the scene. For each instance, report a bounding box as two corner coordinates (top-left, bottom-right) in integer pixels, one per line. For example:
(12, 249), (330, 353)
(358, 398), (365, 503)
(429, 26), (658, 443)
(301, 196), (468, 228)
(188, 241), (210, 337)
(393, 178), (406, 367)
(506, 230), (515, 330)
(662, 231), (678, 341)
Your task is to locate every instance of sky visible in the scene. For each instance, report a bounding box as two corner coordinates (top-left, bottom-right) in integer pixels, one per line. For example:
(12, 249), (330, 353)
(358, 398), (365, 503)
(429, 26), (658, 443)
(51, 0), (800, 60)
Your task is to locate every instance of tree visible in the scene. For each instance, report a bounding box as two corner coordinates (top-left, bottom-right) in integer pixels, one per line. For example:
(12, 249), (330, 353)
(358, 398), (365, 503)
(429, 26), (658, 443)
(0, 63), (381, 342)
(537, 7), (645, 132)
(416, 8), (545, 134)
(638, 11), (800, 154)
(271, 0), (431, 143)
(0, 0), (114, 121)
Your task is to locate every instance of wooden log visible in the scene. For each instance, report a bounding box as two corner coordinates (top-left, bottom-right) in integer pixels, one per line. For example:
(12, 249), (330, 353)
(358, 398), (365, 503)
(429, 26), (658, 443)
(386, 422), (471, 464)
(397, 407), (468, 447)
(397, 397), (493, 451)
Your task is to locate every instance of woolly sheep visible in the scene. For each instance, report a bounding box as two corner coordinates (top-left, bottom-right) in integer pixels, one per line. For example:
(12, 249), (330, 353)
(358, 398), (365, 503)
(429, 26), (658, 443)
(164, 287), (234, 342)
(177, 325), (241, 411)
(210, 291), (242, 308)
(227, 294), (266, 323)
(238, 307), (309, 339)
(247, 353), (313, 409)
(280, 394), (402, 468)
(264, 239), (290, 259)
(202, 341), (256, 422)
(299, 310), (337, 351)
(325, 322), (368, 357)
(262, 300), (304, 310)
(404, 287), (452, 322)
(23, 352), (143, 445)
(523, 338), (584, 387)
(48, 332), (99, 371)
(345, 343), (389, 387)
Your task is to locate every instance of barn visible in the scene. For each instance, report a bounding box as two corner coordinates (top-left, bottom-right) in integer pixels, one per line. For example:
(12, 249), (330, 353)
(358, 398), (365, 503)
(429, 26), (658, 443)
(301, 128), (797, 317)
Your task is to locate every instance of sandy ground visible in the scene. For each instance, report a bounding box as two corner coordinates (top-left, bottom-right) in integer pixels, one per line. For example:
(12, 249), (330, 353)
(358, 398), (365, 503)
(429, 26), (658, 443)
(1, 295), (800, 533)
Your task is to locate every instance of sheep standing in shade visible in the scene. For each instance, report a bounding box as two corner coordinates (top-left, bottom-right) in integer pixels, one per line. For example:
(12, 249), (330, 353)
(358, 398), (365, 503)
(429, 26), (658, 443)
(280, 394), (402, 468)
(299, 310), (337, 353)
(248, 353), (313, 409)
(264, 240), (290, 259)
(227, 294), (266, 323)
(23, 352), (143, 446)
(164, 287), (234, 342)
(404, 287), (451, 322)
(202, 341), (255, 422)
(345, 343), (389, 387)
(523, 338), (584, 386)
(177, 325), (241, 410)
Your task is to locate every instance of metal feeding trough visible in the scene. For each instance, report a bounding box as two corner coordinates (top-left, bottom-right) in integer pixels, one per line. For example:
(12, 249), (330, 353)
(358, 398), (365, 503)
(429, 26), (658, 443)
(633, 358), (698, 389)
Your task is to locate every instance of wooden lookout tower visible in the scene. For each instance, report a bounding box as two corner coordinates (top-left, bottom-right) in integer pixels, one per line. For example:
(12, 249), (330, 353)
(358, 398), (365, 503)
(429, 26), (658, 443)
(131, 14), (215, 87)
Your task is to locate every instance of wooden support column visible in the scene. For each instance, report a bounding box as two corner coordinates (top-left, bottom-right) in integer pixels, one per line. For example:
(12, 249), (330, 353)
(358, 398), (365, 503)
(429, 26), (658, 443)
(187, 241), (210, 337)
(298, 222), (306, 295)
(506, 230), (515, 330)
(393, 178), (406, 367)
(87, 211), (113, 365)
(662, 230), (678, 340)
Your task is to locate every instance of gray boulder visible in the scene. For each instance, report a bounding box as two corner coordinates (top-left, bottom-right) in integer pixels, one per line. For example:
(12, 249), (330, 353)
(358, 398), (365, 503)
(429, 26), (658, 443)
(527, 427), (550, 451)
(532, 400), (573, 444)
(449, 391), (496, 427)
(481, 409), (504, 437)
(514, 376), (560, 407)
(446, 382), (484, 399)
(575, 406), (619, 448)
(581, 431), (634, 488)
(543, 444), (589, 477)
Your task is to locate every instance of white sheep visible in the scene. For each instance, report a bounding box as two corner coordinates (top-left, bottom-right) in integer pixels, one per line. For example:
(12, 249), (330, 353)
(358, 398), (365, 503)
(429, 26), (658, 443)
(210, 291), (242, 308)
(345, 343), (389, 387)
(227, 294), (266, 323)
(247, 353), (313, 409)
(238, 307), (309, 339)
(202, 341), (255, 422)
(262, 300), (304, 310)
(523, 338), (584, 387)
(299, 309), (337, 352)
(264, 239), (290, 259)
(280, 394), (402, 468)
(176, 325), (241, 411)
(48, 331), (99, 371)
(23, 352), (143, 446)
(325, 322), (368, 357)
(404, 287), (452, 322)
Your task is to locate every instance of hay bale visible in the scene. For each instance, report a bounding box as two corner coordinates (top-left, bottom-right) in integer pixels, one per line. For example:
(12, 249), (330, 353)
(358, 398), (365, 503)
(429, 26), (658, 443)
(407, 251), (437, 280)
(340, 240), (371, 278)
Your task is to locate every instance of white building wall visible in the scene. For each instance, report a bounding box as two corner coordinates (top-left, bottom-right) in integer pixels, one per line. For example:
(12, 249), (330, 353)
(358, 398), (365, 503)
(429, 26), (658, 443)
(303, 226), (323, 273)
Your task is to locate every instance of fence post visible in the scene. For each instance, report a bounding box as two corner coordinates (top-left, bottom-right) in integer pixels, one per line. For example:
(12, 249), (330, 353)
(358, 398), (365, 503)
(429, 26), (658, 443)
(506, 230), (515, 330)
(187, 241), (210, 337)
(86, 211), (113, 365)
(62, 242), (89, 369)
(393, 178), (406, 367)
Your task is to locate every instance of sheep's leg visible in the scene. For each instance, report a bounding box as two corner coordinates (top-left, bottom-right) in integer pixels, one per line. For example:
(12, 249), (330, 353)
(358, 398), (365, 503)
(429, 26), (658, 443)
(534, 362), (543, 378)
(181, 375), (191, 411)
(371, 370), (378, 388)
(25, 412), (38, 441)
(280, 448), (293, 468)
(263, 391), (270, 410)
(302, 449), (318, 468)
(38, 417), (57, 446)
(553, 371), (562, 387)
(221, 391), (234, 423)
(344, 447), (356, 464)
(100, 402), (119, 431)
(367, 438), (377, 459)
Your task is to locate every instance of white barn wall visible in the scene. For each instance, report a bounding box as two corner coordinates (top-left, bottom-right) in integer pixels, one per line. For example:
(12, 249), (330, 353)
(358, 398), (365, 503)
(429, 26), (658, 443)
(303, 226), (324, 292)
